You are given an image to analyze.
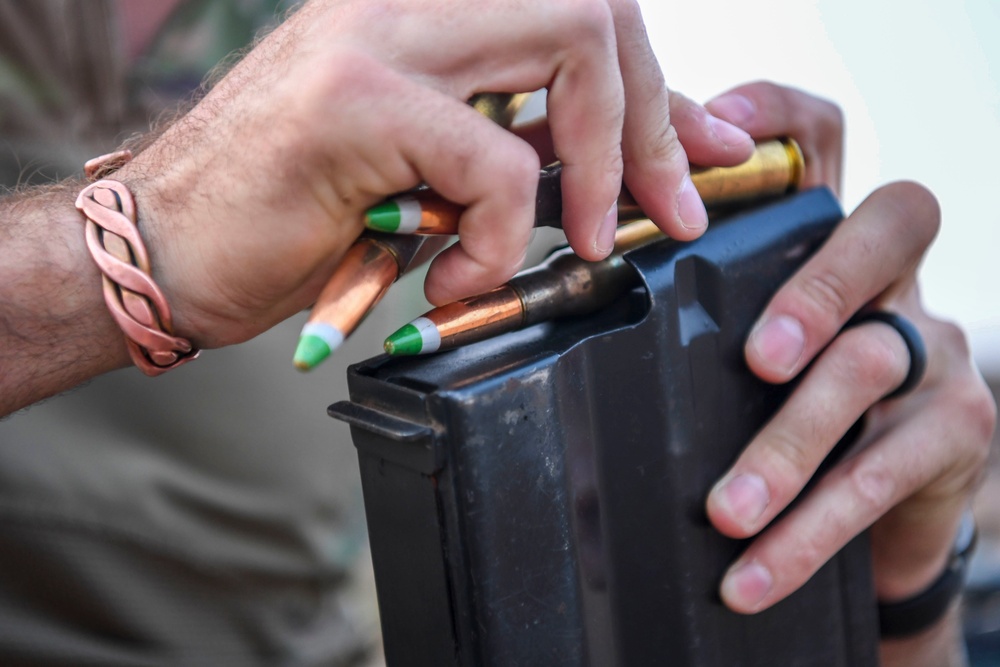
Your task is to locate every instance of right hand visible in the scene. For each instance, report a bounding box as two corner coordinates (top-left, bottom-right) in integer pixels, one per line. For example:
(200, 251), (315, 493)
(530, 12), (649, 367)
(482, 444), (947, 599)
(118, 0), (755, 349)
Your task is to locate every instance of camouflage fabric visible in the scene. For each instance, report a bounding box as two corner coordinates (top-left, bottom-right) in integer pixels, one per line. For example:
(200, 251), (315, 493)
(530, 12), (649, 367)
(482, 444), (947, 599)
(0, 3), (381, 665)
(0, 0), (292, 185)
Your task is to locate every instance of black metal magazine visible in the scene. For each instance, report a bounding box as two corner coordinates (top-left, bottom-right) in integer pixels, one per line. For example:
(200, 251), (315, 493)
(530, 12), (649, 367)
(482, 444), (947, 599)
(330, 188), (879, 666)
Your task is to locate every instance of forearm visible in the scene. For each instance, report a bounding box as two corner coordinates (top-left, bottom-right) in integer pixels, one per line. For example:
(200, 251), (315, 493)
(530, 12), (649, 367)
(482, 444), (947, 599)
(880, 602), (967, 667)
(0, 182), (130, 416)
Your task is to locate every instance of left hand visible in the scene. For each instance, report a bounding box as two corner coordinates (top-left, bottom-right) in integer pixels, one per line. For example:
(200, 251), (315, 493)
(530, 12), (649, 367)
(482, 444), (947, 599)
(702, 82), (996, 614)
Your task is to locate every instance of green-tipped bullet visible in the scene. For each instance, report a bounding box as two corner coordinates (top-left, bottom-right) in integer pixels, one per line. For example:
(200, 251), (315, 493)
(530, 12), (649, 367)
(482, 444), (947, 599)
(294, 94), (532, 371)
(383, 318), (441, 356)
(364, 196), (443, 234)
(363, 139), (806, 237)
(364, 200), (405, 233)
(383, 220), (668, 356)
(364, 193), (467, 235)
(293, 323), (345, 371)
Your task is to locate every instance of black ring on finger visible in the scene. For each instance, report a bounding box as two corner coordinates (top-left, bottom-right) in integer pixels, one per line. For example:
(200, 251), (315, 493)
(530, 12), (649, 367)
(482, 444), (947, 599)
(846, 311), (927, 400)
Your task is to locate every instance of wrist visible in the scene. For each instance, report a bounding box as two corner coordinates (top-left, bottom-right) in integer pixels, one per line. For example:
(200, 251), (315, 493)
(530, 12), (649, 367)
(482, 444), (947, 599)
(112, 138), (222, 348)
(876, 508), (976, 641)
(113, 165), (200, 342)
(113, 132), (273, 350)
(78, 153), (200, 374)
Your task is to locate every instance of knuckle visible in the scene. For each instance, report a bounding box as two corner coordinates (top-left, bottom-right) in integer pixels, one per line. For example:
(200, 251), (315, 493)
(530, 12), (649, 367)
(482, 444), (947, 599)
(845, 456), (896, 516)
(556, 0), (616, 43)
(740, 79), (782, 97)
(881, 181), (942, 244)
(823, 101), (845, 137)
(313, 47), (382, 101)
(937, 319), (972, 360)
(500, 144), (542, 205)
(975, 385), (998, 443)
(609, 0), (643, 23)
(920, 381), (995, 496)
(958, 381), (997, 460)
(765, 431), (818, 486)
(807, 94), (844, 137)
(604, 0), (647, 38)
(667, 90), (700, 125)
(796, 269), (854, 325)
(787, 529), (828, 582)
(928, 319), (995, 454)
(629, 120), (683, 168)
(836, 330), (906, 393)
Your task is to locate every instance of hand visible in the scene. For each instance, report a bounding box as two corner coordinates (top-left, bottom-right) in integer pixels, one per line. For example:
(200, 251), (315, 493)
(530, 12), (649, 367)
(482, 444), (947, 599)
(117, 0), (755, 348)
(705, 81), (844, 196)
(702, 83), (995, 623)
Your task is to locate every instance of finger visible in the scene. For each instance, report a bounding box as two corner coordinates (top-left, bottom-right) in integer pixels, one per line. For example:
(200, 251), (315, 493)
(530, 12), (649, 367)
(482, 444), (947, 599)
(718, 372), (989, 613)
(439, 0), (628, 261)
(404, 236), (451, 276)
(542, 0), (627, 260)
(511, 117), (557, 166)
(667, 91), (754, 167)
(349, 65), (540, 305)
(400, 100), (540, 305)
(607, 0), (709, 242)
(345, 1), (637, 262)
(511, 95), (757, 183)
(705, 81), (844, 195)
(457, 1), (656, 258)
(708, 319), (911, 539)
(745, 182), (940, 384)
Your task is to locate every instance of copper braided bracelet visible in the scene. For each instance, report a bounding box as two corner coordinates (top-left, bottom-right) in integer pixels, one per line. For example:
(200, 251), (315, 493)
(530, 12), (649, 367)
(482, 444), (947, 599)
(76, 151), (199, 376)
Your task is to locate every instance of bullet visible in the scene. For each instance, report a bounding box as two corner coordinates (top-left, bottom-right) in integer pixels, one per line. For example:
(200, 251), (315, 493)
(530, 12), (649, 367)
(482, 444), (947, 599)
(294, 92), (530, 370)
(383, 220), (662, 355)
(364, 91), (533, 234)
(687, 136), (804, 207)
(364, 193), (465, 234)
(366, 138), (805, 236)
(294, 233), (425, 370)
(468, 92), (532, 131)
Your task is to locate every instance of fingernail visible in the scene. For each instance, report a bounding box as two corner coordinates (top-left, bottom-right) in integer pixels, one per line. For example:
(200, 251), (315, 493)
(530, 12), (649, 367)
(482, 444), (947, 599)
(707, 93), (756, 126)
(721, 561), (773, 611)
(712, 473), (770, 529)
(749, 315), (805, 376)
(595, 201), (618, 255)
(707, 115), (753, 149)
(677, 174), (708, 232)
